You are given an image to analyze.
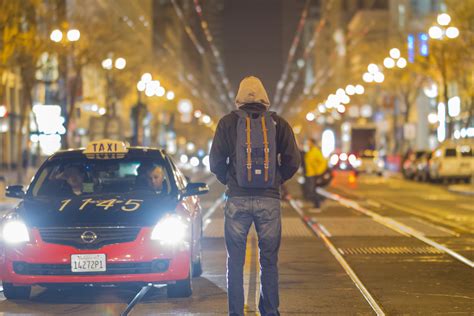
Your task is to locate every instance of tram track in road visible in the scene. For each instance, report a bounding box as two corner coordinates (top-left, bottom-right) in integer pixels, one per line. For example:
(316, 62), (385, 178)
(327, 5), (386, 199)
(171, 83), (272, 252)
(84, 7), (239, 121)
(289, 199), (386, 316)
(317, 188), (474, 268)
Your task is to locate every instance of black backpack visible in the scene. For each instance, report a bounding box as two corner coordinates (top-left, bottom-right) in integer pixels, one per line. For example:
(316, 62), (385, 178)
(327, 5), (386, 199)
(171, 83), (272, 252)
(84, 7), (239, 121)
(233, 110), (277, 188)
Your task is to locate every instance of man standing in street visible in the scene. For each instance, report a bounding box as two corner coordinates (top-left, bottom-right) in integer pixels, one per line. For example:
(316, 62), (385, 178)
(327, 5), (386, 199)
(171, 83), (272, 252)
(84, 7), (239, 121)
(210, 76), (300, 316)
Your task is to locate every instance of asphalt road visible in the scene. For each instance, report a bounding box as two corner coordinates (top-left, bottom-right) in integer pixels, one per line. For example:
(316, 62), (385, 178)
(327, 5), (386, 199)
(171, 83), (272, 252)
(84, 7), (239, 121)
(0, 170), (472, 315)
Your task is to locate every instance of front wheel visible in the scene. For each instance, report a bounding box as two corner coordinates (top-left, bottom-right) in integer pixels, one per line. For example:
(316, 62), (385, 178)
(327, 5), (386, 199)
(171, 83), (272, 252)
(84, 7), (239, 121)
(192, 256), (203, 277)
(167, 266), (192, 298)
(2, 283), (31, 300)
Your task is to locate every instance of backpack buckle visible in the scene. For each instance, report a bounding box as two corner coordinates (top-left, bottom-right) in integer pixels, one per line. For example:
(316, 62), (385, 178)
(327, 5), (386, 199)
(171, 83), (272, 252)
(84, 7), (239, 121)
(246, 148), (252, 153)
(264, 148), (270, 153)
(247, 164), (252, 169)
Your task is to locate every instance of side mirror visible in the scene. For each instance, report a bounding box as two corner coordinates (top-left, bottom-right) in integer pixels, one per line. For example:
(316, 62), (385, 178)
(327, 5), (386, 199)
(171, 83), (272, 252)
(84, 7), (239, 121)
(182, 182), (209, 197)
(6, 185), (25, 199)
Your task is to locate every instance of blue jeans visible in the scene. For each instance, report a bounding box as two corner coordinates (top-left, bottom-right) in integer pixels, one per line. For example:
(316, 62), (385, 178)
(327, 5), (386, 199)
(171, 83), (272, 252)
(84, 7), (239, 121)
(224, 196), (281, 316)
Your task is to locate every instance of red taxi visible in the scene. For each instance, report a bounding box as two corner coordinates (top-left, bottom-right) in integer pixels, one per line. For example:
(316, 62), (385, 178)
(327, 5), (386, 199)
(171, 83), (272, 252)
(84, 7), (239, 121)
(0, 140), (209, 299)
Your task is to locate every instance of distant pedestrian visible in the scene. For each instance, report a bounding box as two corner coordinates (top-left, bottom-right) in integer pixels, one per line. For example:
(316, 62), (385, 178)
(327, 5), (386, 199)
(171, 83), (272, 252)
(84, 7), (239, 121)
(304, 139), (327, 210)
(210, 76), (300, 316)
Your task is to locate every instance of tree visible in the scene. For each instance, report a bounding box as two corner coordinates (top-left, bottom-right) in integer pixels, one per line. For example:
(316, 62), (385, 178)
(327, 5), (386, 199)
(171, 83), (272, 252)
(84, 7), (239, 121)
(0, 0), (47, 182)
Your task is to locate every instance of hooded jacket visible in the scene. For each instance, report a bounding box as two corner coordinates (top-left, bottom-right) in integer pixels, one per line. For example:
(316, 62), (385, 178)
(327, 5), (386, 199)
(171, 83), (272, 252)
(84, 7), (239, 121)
(209, 77), (300, 199)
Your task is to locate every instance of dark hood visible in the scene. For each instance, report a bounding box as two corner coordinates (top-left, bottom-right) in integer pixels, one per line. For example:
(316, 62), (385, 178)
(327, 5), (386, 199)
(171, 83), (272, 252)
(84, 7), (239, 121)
(15, 193), (179, 227)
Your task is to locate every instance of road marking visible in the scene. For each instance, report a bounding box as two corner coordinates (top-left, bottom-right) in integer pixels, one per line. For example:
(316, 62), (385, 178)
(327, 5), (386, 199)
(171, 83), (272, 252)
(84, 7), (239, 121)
(290, 200), (386, 316)
(334, 185), (471, 234)
(411, 217), (459, 237)
(312, 219), (332, 237)
(318, 188), (474, 268)
(203, 195), (225, 231)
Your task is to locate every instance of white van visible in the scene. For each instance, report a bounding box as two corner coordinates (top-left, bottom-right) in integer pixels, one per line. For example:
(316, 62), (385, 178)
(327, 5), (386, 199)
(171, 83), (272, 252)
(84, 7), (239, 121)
(429, 140), (473, 182)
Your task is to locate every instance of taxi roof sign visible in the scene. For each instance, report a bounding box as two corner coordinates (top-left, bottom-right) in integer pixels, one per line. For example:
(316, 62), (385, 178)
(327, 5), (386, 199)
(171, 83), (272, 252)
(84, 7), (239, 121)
(83, 139), (128, 159)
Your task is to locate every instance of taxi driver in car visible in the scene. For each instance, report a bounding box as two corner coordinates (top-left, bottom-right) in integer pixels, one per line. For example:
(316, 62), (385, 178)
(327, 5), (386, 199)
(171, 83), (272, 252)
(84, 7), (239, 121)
(61, 166), (85, 196)
(147, 166), (165, 193)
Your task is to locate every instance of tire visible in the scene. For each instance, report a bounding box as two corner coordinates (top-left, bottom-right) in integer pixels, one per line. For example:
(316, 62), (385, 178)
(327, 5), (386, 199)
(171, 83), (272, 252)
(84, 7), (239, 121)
(2, 282), (31, 300)
(192, 257), (203, 277)
(167, 266), (192, 298)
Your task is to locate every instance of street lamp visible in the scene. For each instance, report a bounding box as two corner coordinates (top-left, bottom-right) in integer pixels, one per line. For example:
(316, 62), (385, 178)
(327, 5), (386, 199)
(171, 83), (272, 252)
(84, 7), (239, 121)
(50, 28), (80, 43)
(101, 56), (126, 114)
(429, 13), (459, 40)
(383, 48), (407, 70)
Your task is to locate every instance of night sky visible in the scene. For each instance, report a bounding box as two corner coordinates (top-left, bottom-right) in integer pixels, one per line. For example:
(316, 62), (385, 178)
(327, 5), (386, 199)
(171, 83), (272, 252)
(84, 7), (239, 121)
(222, 0), (303, 101)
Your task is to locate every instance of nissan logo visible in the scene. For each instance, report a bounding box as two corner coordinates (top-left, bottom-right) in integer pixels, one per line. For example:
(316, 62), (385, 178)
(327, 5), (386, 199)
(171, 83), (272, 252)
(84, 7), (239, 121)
(81, 231), (97, 244)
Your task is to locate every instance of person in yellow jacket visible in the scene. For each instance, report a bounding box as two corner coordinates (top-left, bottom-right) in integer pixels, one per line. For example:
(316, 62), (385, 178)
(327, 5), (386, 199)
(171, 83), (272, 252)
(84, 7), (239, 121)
(304, 139), (328, 209)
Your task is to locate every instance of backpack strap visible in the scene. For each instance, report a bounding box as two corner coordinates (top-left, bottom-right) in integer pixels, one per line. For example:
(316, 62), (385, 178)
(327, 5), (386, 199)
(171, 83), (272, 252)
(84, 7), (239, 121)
(245, 116), (252, 182)
(261, 116), (269, 182)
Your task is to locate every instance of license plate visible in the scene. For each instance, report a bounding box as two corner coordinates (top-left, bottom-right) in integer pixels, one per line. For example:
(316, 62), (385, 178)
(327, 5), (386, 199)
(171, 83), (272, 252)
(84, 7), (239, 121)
(71, 254), (106, 272)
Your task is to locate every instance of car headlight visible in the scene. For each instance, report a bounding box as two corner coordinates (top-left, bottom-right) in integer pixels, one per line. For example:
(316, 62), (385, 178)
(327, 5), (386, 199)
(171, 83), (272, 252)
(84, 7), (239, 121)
(2, 220), (30, 244)
(150, 215), (188, 245)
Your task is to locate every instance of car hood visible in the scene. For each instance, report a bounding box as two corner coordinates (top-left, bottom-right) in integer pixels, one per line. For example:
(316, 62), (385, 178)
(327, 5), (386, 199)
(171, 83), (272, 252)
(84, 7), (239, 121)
(14, 193), (179, 227)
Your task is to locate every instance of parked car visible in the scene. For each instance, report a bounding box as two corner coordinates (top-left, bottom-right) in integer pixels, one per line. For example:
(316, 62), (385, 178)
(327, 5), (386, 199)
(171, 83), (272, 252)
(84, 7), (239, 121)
(429, 140), (473, 183)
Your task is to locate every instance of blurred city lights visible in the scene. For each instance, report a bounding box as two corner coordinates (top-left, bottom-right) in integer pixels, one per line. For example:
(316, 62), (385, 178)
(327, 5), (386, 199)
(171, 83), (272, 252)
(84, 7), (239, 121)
(306, 112), (315, 121)
(446, 26), (459, 39)
(50, 29), (63, 42)
(427, 113), (438, 124)
(180, 154), (189, 164)
(321, 129), (335, 157)
(66, 29), (80, 42)
(345, 85), (355, 95)
(423, 83), (438, 98)
(340, 94), (350, 104)
(202, 155), (210, 169)
(101, 58), (113, 70)
(363, 72), (373, 83)
(145, 86), (155, 97)
(355, 85), (364, 94)
(0, 105), (7, 117)
(437, 102), (446, 142)
(361, 104), (373, 117)
(383, 57), (395, 68)
(448, 96), (461, 117)
(373, 72), (385, 83)
(98, 108), (106, 115)
(202, 115), (212, 124)
(389, 48), (401, 59)
(186, 142), (195, 152)
(339, 153), (348, 161)
(437, 13), (451, 26)
(336, 88), (346, 97)
(190, 157), (200, 167)
(136, 81), (146, 92)
(178, 99), (193, 114)
(194, 110), (202, 118)
(428, 26), (443, 39)
(141, 73), (152, 83)
(166, 91), (175, 100)
(114, 57), (126, 70)
(318, 104), (326, 113)
(368, 63), (379, 74)
(396, 57), (407, 68)
(156, 86), (166, 97)
(337, 104), (346, 113)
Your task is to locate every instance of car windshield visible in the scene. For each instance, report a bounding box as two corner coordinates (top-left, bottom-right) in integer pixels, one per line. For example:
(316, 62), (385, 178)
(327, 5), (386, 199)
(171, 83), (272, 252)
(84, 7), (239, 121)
(30, 156), (173, 197)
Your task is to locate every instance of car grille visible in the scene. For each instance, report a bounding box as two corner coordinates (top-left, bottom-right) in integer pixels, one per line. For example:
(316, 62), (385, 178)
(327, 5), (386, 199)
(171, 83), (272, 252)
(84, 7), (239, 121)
(38, 227), (141, 249)
(13, 260), (170, 276)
